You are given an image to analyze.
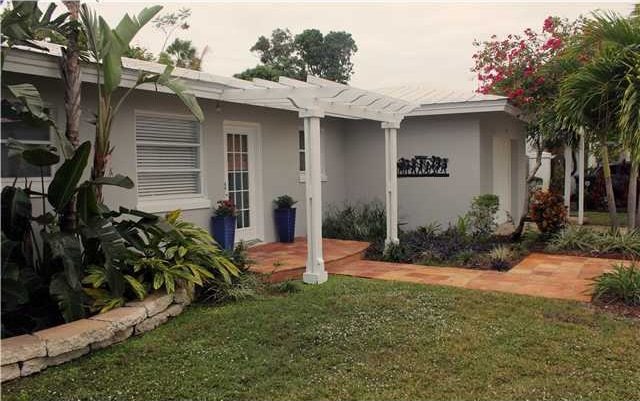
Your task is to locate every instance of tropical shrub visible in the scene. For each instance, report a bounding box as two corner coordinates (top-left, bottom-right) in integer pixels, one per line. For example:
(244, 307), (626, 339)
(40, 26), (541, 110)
(466, 194), (500, 239)
(121, 210), (239, 296)
(591, 263), (640, 306)
(323, 201), (386, 242)
(529, 190), (567, 234)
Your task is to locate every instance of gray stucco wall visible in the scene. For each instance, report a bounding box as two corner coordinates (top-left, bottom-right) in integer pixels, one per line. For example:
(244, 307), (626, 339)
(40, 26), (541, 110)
(2, 72), (347, 243)
(343, 115), (484, 229)
(4, 71), (525, 241)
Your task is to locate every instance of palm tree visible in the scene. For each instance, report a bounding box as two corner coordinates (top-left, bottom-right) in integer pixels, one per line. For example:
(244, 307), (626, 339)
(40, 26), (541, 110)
(556, 11), (640, 229)
(60, 1), (82, 232)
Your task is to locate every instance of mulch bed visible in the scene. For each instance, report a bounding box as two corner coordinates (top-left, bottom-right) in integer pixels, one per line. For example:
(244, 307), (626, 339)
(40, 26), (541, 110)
(591, 300), (640, 320)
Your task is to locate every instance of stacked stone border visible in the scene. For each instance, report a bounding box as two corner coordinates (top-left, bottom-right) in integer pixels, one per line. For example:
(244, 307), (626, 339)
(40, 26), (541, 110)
(1, 287), (192, 382)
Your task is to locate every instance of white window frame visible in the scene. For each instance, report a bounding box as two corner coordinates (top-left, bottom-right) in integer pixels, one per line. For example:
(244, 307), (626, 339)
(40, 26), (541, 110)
(1, 102), (58, 194)
(134, 110), (210, 213)
(298, 127), (328, 183)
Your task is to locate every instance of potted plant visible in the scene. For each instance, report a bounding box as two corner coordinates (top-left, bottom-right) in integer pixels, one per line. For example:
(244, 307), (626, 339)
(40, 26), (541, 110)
(211, 199), (238, 250)
(274, 195), (297, 243)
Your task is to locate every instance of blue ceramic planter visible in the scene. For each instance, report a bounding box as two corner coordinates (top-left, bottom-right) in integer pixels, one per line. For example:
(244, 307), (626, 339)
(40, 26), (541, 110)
(274, 208), (296, 243)
(211, 215), (236, 250)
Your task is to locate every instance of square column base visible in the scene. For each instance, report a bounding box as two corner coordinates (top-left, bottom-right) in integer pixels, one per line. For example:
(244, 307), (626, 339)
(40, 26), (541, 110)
(303, 270), (328, 284)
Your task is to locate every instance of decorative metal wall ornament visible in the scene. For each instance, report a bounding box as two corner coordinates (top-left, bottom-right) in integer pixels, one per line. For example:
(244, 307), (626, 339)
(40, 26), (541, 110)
(397, 155), (450, 177)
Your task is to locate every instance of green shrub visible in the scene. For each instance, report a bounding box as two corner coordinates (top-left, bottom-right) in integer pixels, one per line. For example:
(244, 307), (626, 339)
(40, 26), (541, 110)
(382, 242), (410, 263)
(529, 190), (567, 234)
(323, 201), (386, 242)
(273, 195), (297, 209)
(548, 227), (640, 258)
(597, 229), (640, 258)
(270, 279), (302, 294)
(466, 194), (500, 239)
(547, 226), (599, 253)
(199, 273), (262, 304)
(591, 263), (640, 306)
(488, 245), (513, 271)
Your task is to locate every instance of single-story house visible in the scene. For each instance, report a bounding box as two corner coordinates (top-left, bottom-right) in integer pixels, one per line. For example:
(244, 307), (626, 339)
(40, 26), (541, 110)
(2, 43), (526, 283)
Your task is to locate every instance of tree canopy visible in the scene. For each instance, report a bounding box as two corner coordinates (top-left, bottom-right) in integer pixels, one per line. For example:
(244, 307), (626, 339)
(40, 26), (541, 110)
(235, 28), (358, 83)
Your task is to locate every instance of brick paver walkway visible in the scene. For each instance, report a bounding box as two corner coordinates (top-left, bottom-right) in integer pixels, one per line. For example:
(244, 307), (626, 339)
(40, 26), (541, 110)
(248, 239), (631, 302)
(329, 253), (630, 302)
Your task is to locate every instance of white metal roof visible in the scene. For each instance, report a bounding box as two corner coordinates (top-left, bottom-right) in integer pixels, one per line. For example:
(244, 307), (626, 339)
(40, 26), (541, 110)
(4, 42), (519, 120)
(376, 84), (520, 118)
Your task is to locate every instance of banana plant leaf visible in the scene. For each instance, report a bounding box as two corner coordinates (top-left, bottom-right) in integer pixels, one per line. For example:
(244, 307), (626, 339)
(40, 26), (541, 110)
(90, 174), (134, 189)
(49, 273), (85, 322)
(100, 6), (162, 93)
(1, 186), (32, 241)
(47, 141), (91, 211)
(137, 65), (204, 122)
(44, 232), (83, 291)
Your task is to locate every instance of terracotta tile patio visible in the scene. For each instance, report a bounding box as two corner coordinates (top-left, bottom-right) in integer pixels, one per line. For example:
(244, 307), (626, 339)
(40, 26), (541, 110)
(249, 238), (630, 302)
(329, 252), (630, 302)
(248, 237), (369, 282)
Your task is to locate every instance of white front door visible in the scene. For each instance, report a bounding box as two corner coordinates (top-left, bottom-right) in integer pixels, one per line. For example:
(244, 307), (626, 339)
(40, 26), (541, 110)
(224, 123), (260, 242)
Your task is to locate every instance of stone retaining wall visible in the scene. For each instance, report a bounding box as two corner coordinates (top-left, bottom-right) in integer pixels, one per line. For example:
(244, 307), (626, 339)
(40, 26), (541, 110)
(1, 287), (192, 382)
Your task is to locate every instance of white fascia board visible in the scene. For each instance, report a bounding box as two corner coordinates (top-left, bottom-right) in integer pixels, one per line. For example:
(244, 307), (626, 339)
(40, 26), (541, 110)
(407, 99), (523, 120)
(3, 48), (225, 100)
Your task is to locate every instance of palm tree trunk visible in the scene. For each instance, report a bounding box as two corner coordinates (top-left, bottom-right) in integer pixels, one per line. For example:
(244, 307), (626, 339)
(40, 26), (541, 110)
(628, 161), (638, 229)
(512, 145), (543, 240)
(600, 139), (618, 229)
(60, 1), (82, 232)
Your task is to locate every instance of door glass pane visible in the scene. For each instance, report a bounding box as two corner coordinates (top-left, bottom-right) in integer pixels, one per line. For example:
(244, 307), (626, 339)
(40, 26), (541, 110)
(241, 135), (248, 152)
(227, 134), (234, 152)
(228, 173), (235, 190)
(243, 210), (250, 227)
(242, 191), (249, 208)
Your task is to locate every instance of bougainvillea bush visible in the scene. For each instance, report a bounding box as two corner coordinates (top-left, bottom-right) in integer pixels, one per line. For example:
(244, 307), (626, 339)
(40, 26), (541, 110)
(472, 16), (582, 114)
(530, 190), (568, 234)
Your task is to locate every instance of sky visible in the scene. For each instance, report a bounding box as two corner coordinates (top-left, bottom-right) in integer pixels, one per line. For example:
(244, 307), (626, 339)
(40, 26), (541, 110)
(89, 1), (634, 92)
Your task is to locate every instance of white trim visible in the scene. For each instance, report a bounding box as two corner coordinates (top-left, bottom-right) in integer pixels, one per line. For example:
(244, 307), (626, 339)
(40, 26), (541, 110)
(297, 127), (328, 182)
(408, 99), (522, 120)
(137, 197), (212, 214)
(222, 120), (264, 242)
(134, 110), (206, 202)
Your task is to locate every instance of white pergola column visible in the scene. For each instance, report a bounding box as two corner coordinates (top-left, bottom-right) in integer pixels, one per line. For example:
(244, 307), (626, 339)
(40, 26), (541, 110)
(564, 145), (572, 214)
(578, 131), (585, 225)
(382, 121), (400, 246)
(301, 109), (327, 284)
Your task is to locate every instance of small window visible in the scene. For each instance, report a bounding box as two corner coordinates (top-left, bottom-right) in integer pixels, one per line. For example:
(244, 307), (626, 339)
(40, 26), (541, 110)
(135, 114), (202, 199)
(1, 100), (54, 179)
(298, 129), (327, 181)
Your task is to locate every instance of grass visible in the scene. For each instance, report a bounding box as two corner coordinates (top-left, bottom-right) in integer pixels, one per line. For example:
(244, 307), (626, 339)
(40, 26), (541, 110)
(570, 211), (629, 227)
(4, 277), (639, 401)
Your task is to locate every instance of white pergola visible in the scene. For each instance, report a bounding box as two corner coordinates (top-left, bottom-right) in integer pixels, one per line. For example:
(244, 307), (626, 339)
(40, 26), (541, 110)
(221, 76), (418, 284)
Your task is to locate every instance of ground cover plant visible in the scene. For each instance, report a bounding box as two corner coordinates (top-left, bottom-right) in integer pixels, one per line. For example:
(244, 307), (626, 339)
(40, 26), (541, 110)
(3, 276), (639, 401)
(547, 226), (640, 259)
(325, 199), (531, 271)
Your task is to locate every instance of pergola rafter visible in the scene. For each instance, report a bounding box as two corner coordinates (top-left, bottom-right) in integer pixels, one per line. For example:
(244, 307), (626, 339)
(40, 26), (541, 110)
(221, 76), (418, 284)
(220, 75), (417, 123)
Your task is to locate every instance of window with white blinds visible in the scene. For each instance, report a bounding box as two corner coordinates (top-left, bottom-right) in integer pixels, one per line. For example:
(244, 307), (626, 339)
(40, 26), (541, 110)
(135, 114), (202, 199)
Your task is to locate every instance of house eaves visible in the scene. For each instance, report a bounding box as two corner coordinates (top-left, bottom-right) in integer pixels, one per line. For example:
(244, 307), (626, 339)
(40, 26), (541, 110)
(408, 99), (522, 119)
(1, 43), (255, 101)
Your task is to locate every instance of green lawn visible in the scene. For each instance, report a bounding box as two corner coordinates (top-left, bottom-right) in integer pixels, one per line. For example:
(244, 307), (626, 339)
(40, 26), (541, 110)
(570, 210), (629, 227)
(4, 277), (639, 401)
